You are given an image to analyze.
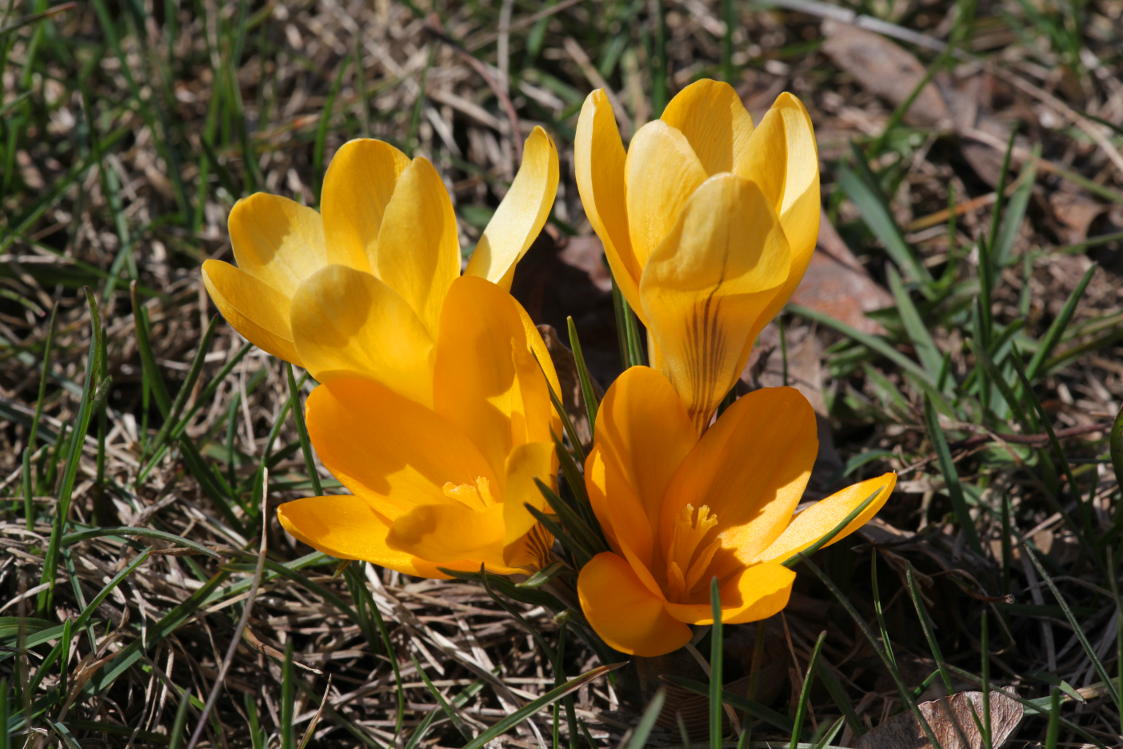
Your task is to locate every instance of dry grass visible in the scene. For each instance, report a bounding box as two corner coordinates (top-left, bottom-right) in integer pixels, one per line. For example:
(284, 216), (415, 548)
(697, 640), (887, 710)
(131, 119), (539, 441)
(2, 0), (1122, 746)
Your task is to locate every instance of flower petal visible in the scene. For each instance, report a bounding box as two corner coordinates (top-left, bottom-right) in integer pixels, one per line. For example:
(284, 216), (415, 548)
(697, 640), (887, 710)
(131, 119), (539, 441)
(290, 265), (433, 404)
(661, 386), (818, 568)
(304, 377), (494, 519)
(387, 502), (508, 567)
(574, 90), (639, 308)
(201, 259), (299, 364)
(639, 173), (791, 428)
(752, 473), (897, 564)
(663, 563), (795, 625)
(227, 194), (328, 297)
(584, 447), (667, 599)
(433, 276), (558, 478)
(466, 126), (559, 289)
(577, 552), (693, 657)
(589, 367), (697, 566)
(624, 120), (709, 281)
(501, 440), (558, 548)
(503, 522), (555, 572)
(660, 79), (755, 176)
(375, 156), (461, 335)
(276, 494), (448, 578)
(736, 93), (820, 346)
(320, 138), (410, 271)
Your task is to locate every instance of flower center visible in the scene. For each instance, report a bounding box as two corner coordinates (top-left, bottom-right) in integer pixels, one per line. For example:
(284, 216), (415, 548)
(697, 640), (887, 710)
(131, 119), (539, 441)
(663, 503), (722, 602)
(442, 476), (494, 510)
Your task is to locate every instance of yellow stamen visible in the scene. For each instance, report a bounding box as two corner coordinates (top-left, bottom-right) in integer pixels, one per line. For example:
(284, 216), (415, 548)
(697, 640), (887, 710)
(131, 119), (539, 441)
(442, 476), (494, 510)
(664, 503), (722, 601)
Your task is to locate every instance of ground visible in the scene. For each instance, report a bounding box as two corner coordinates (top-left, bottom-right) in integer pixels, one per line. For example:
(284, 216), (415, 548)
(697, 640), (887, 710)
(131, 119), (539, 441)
(1, 0), (1122, 746)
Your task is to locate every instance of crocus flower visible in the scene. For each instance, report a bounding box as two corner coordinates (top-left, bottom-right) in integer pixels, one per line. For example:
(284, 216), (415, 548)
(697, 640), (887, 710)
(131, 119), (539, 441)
(202, 128), (558, 403)
(276, 275), (561, 577)
(577, 367), (895, 657)
(574, 80), (819, 429)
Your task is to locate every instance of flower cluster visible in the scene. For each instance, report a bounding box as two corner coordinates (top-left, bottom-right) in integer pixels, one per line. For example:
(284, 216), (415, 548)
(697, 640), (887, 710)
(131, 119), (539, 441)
(202, 80), (895, 658)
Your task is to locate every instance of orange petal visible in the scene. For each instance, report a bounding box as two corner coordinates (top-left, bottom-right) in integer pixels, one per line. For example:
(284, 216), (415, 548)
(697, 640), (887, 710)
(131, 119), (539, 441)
(663, 563), (795, 625)
(639, 174), (790, 428)
(276, 494), (447, 578)
(433, 276), (557, 477)
(227, 193), (328, 297)
(661, 386), (818, 568)
(574, 90), (639, 310)
(201, 259), (299, 364)
(501, 440), (558, 547)
(589, 367), (698, 566)
(320, 138), (410, 271)
(290, 265), (434, 404)
(304, 377), (494, 519)
(577, 552), (692, 657)
(660, 79), (755, 176)
(375, 156), (461, 335)
(753, 473), (897, 564)
(466, 126), (559, 289)
(387, 502), (508, 567)
(624, 120), (708, 278)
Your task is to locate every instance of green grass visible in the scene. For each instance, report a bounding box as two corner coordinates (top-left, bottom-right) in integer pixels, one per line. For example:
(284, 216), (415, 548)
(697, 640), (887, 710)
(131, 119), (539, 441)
(3, 0), (1123, 746)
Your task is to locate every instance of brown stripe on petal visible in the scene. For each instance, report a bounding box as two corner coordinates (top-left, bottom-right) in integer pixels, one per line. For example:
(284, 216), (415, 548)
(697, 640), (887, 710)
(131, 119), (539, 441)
(684, 293), (726, 431)
(526, 522), (556, 571)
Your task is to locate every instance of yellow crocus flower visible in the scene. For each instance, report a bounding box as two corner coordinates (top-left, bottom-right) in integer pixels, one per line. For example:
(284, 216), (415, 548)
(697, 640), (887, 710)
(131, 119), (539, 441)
(577, 367), (895, 657)
(202, 128), (558, 403)
(575, 80), (819, 429)
(277, 275), (561, 577)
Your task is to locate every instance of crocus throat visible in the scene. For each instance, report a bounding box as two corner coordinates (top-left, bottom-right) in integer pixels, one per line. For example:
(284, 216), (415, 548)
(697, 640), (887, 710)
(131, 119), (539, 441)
(442, 476), (494, 510)
(662, 503), (723, 603)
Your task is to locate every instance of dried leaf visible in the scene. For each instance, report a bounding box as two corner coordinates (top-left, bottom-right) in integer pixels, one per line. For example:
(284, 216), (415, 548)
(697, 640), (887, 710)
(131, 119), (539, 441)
(537, 324), (595, 446)
(790, 211), (893, 336)
(821, 22), (952, 128)
(857, 690), (1023, 749)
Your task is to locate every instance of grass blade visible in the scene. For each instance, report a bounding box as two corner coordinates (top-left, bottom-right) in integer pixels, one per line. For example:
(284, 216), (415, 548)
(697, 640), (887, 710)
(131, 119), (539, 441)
(461, 663), (622, 749)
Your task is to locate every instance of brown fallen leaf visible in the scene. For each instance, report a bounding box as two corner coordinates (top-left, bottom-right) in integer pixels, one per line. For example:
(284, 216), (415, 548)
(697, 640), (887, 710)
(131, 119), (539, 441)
(537, 324), (597, 447)
(1049, 190), (1105, 245)
(790, 210), (893, 336)
(856, 690), (1023, 749)
(511, 229), (619, 384)
(821, 21), (952, 128)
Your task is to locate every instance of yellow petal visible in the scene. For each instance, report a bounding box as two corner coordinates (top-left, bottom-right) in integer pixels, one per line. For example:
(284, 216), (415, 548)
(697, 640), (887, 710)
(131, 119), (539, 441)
(736, 93), (821, 345)
(640, 174), (791, 428)
(624, 120), (708, 279)
(466, 126), (559, 289)
(290, 265), (434, 404)
(577, 552), (692, 657)
(227, 193), (328, 297)
(501, 440), (558, 547)
(433, 276), (557, 477)
(320, 138), (410, 271)
(584, 446), (667, 600)
(304, 377), (494, 519)
(660, 79), (755, 176)
(574, 90), (639, 309)
(752, 473), (897, 564)
(387, 502), (508, 567)
(663, 563), (795, 625)
(375, 156), (461, 335)
(589, 367), (697, 566)
(276, 494), (448, 578)
(201, 259), (300, 364)
(661, 386), (817, 568)
(503, 522), (555, 572)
